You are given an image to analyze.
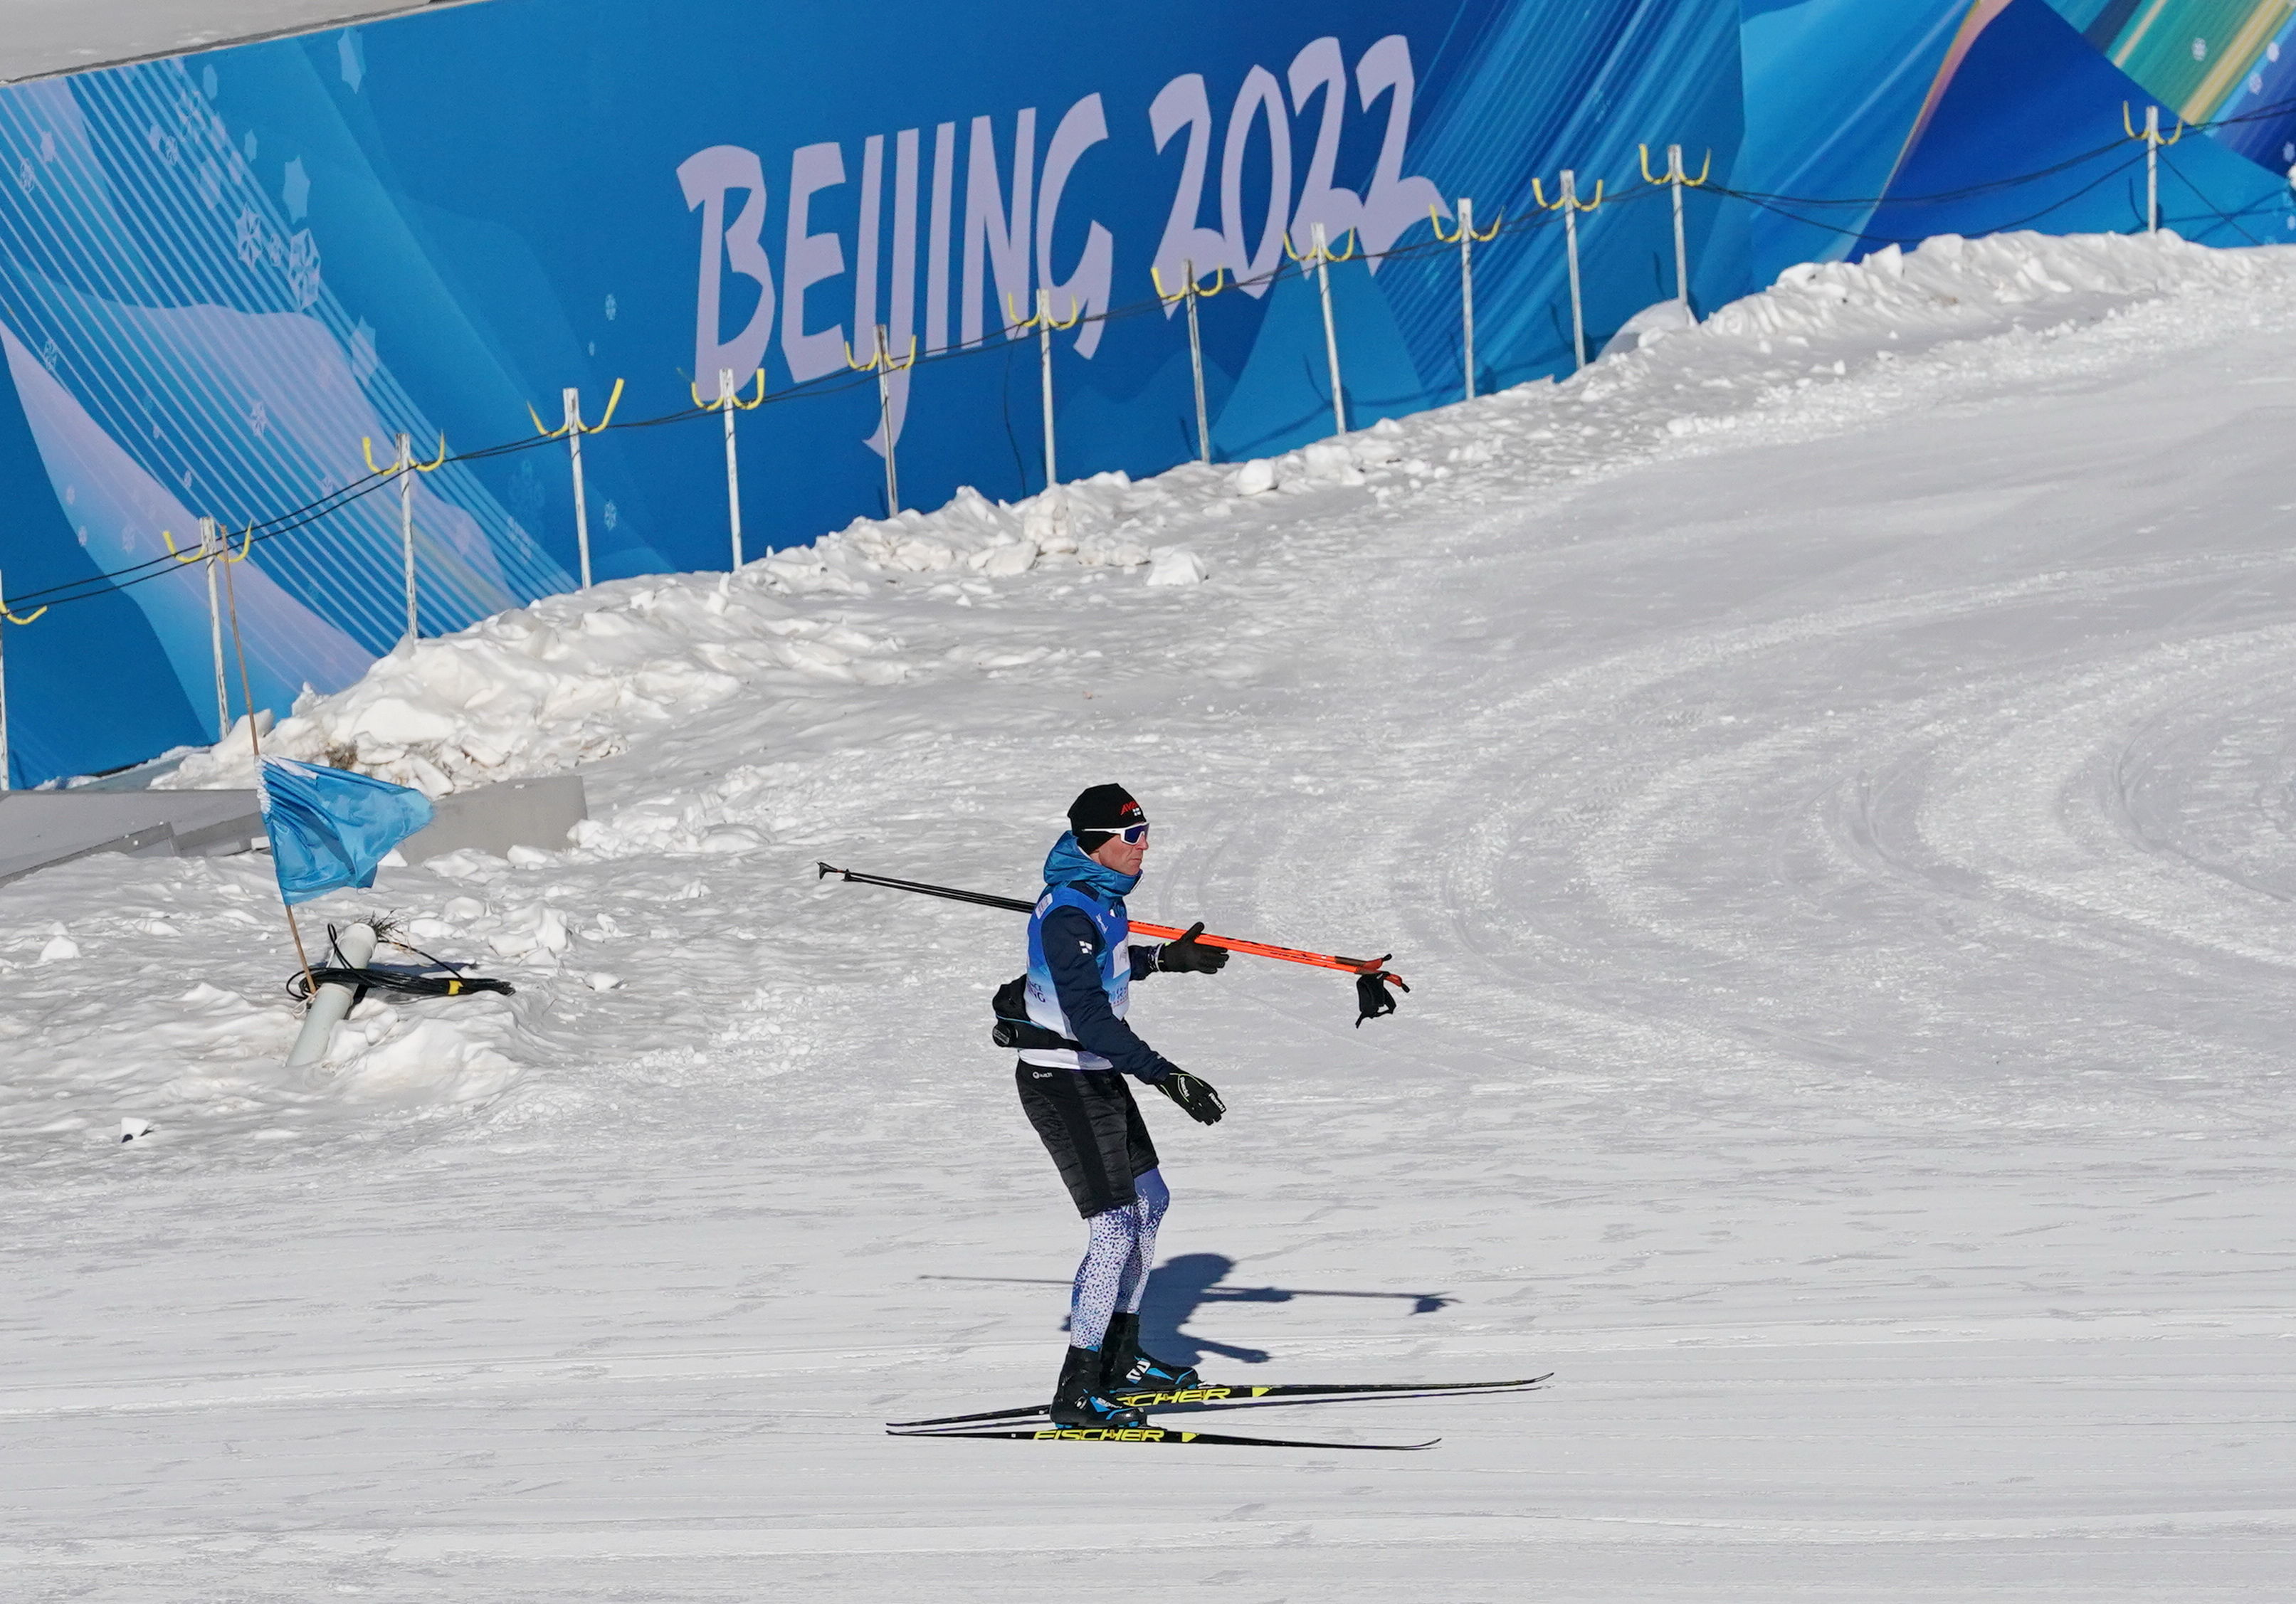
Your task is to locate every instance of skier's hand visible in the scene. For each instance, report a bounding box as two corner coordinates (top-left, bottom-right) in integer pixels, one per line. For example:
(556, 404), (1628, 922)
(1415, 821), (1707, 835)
(1156, 1067), (1226, 1125)
(1157, 922), (1229, 974)
(1354, 969), (1407, 1026)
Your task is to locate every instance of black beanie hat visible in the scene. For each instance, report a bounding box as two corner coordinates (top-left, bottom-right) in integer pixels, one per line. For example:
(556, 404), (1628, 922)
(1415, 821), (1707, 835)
(1069, 783), (1146, 847)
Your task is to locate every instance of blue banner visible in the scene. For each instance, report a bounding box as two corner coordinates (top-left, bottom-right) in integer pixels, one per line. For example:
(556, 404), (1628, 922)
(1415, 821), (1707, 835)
(1, 0), (2292, 784)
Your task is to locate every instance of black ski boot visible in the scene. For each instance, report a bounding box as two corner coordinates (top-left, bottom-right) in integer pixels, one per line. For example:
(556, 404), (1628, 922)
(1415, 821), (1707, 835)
(1050, 1344), (1147, 1428)
(1101, 1312), (1201, 1393)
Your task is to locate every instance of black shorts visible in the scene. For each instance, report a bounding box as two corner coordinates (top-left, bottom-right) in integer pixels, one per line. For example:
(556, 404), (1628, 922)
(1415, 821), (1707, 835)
(1015, 1060), (1160, 1218)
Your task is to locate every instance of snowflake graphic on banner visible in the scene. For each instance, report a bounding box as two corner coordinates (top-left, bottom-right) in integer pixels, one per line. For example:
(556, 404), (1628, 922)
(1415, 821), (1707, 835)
(286, 231), (322, 309)
(234, 207), (265, 267)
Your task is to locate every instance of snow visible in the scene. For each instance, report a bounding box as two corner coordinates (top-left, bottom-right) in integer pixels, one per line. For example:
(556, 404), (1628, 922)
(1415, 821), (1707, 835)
(0, 0), (418, 83)
(5, 229), (2295, 1596)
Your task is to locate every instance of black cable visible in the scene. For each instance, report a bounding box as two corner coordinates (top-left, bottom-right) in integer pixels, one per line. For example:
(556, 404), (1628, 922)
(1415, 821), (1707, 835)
(1712, 149), (2148, 241)
(1722, 137), (2129, 209)
(285, 964), (517, 1002)
(284, 924), (515, 1003)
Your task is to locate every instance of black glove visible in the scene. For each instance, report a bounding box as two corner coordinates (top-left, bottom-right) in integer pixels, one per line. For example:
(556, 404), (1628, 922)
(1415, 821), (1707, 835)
(1154, 1067), (1226, 1125)
(1354, 969), (1408, 1026)
(1157, 922), (1229, 974)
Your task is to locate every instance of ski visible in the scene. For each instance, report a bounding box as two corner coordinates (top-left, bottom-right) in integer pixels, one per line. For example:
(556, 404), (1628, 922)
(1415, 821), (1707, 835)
(890, 1423), (1438, 1450)
(885, 1373), (1552, 1431)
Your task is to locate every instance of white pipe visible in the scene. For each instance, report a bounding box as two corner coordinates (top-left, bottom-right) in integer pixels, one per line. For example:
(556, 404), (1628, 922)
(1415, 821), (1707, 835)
(564, 387), (591, 589)
(1184, 258), (1211, 463)
(1457, 197), (1478, 401)
(1312, 222), (1347, 436)
(720, 368), (744, 569)
(396, 433), (417, 646)
(1669, 144), (1689, 307)
(1562, 170), (1586, 372)
(285, 922), (376, 1070)
(874, 324), (901, 514)
(202, 517), (228, 739)
(1037, 289), (1058, 488)
(2145, 105), (2159, 234)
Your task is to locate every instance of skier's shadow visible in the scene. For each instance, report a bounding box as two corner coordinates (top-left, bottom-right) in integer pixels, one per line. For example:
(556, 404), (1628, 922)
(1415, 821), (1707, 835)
(1137, 1252), (1455, 1368)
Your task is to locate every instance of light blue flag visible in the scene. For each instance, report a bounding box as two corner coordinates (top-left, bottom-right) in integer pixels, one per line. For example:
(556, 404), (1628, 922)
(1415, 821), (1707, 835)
(257, 756), (436, 906)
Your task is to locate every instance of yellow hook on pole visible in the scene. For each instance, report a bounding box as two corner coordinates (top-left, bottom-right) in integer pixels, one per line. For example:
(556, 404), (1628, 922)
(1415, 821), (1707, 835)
(2122, 100), (2184, 144)
(581, 377), (625, 433)
(690, 369), (767, 411)
(1532, 174), (1604, 212)
(362, 433), (448, 475)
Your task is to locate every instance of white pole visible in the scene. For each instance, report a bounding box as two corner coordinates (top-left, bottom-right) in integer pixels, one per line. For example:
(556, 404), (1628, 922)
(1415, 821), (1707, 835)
(396, 433), (417, 647)
(1312, 222), (1347, 436)
(1562, 169), (1586, 372)
(564, 386), (591, 589)
(720, 368), (744, 569)
(1669, 144), (1689, 307)
(1184, 258), (1211, 463)
(1037, 288), (1058, 489)
(875, 324), (900, 515)
(0, 566), (10, 791)
(1457, 197), (1478, 401)
(201, 517), (228, 739)
(2145, 105), (2159, 234)
(285, 921), (377, 1070)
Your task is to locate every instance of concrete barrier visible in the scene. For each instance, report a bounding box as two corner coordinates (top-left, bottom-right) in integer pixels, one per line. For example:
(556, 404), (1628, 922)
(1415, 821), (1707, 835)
(0, 790), (264, 887)
(398, 775), (588, 864)
(0, 773), (588, 888)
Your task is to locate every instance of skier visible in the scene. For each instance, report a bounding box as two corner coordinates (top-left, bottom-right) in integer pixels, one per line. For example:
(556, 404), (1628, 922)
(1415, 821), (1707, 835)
(1013, 783), (1230, 1428)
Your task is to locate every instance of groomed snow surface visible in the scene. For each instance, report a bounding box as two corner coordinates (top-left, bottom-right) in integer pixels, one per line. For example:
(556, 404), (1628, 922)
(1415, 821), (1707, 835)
(6, 230), (2295, 1598)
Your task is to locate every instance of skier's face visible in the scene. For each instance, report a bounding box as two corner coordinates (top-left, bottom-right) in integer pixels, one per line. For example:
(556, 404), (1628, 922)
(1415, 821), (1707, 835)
(1090, 829), (1149, 877)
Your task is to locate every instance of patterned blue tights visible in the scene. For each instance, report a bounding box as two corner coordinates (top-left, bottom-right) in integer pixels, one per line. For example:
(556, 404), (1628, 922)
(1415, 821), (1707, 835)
(1068, 1167), (1169, 1352)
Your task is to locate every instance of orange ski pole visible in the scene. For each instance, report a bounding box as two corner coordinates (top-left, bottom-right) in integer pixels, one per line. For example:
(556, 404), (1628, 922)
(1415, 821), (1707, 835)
(819, 861), (1408, 1020)
(1125, 919), (1386, 977)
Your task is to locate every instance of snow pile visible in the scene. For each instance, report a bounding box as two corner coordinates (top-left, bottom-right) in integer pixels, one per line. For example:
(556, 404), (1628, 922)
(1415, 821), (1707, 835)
(0, 898), (534, 1141)
(325, 1013), (522, 1106)
(163, 572), (912, 794)
(1702, 230), (2248, 347)
(784, 438), (1402, 587)
(159, 230), (2275, 804)
(776, 474), (1171, 587)
(1566, 229), (2292, 448)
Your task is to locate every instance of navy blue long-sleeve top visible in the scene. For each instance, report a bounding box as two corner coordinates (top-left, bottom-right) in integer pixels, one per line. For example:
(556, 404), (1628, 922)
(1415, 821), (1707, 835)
(1040, 904), (1175, 1082)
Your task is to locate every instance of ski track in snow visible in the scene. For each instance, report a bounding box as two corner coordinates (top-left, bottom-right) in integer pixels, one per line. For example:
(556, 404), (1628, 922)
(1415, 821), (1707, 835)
(3, 231), (2294, 1598)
